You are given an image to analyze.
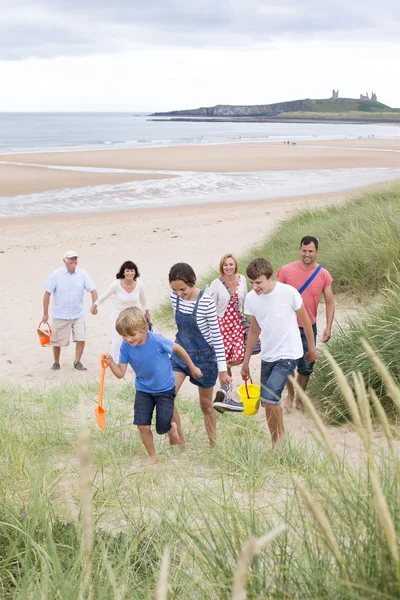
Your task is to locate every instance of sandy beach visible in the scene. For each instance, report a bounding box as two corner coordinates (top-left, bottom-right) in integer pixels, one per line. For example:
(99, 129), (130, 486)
(1, 137), (400, 197)
(0, 137), (399, 391)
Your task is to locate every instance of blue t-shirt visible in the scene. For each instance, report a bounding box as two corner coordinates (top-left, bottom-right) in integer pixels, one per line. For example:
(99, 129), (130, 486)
(119, 332), (175, 394)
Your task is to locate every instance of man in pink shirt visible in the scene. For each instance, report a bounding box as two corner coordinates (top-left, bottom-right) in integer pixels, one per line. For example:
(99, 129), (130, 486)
(276, 236), (335, 412)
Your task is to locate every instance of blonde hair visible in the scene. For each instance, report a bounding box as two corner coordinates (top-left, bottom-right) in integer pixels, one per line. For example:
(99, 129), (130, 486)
(219, 253), (238, 276)
(115, 307), (148, 336)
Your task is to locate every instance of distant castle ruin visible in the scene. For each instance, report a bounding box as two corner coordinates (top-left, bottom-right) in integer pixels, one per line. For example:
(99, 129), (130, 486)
(330, 89), (377, 102)
(331, 89), (339, 102)
(360, 91), (377, 101)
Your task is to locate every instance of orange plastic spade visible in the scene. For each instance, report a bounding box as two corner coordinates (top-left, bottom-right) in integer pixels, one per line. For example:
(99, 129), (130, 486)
(95, 354), (108, 431)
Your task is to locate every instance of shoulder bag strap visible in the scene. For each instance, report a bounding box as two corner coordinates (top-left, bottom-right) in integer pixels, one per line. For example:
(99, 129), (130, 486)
(298, 265), (322, 294)
(219, 277), (248, 325)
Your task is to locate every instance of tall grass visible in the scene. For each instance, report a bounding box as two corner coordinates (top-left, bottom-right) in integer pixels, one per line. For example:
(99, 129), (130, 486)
(1, 347), (400, 598)
(155, 184), (400, 324)
(310, 283), (400, 423)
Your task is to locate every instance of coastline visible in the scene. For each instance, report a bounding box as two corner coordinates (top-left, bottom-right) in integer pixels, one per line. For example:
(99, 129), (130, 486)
(1, 137), (399, 199)
(150, 116), (400, 124)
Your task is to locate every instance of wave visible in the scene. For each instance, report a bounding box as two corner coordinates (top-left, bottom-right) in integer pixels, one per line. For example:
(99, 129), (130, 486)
(1, 167), (400, 219)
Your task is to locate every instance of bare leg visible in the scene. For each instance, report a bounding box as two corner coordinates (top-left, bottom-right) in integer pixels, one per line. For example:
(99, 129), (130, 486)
(75, 341), (85, 362)
(167, 422), (179, 446)
(284, 372), (295, 414)
(137, 425), (157, 458)
(52, 346), (61, 364)
(295, 374), (310, 412)
(265, 404), (285, 449)
(199, 387), (217, 448)
(172, 371), (187, 447)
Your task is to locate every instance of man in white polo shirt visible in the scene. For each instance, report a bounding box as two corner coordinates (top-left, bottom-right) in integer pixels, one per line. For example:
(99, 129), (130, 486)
(42, 251), (98, 371)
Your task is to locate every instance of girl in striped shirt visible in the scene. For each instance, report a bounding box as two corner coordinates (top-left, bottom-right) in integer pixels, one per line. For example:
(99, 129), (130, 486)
(169, 263), (231, 448)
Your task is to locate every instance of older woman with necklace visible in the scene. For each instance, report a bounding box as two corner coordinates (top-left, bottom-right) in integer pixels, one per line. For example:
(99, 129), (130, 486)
(210, 253), (248, 413)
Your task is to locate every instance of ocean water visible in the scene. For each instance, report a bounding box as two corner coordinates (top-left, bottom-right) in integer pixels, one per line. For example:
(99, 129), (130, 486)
(1, 112), (400, 154)
(0, 113), (399, 218)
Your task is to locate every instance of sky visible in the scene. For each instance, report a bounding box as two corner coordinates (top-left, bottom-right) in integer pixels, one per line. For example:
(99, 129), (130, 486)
(1, 0), (399, 112)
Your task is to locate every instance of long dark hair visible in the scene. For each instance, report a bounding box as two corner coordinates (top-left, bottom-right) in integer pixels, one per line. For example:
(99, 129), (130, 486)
(116, 261), (140, 280)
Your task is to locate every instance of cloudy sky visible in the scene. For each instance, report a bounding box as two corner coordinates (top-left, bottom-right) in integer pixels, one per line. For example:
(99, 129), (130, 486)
(1, 0), (399, 111)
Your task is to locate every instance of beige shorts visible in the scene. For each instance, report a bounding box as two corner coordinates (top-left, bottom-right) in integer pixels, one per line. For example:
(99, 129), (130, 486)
(51, 317), (86, 347)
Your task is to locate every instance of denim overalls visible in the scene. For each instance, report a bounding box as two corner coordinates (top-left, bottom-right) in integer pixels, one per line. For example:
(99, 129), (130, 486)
(170, 290), (218, 389)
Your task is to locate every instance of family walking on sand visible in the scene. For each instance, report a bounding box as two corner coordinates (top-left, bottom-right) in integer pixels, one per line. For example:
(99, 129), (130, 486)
(41, 235), (334, 458)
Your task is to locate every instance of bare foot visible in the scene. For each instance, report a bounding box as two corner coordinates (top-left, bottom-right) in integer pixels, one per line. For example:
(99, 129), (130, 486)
(168, 422), (180, 446)
(142, 455), (159, 467)
(284, 397), (293, 414)
(272, 436), (286, 450)
(295, 400), (305, 413)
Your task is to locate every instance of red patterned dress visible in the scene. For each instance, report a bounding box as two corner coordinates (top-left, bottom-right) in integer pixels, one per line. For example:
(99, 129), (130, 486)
(217, 280), (246, 363)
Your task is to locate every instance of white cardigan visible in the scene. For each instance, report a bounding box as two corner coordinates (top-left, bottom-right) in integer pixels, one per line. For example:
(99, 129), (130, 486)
(95, 279), (148, 314)
(209, 275), (248, 317)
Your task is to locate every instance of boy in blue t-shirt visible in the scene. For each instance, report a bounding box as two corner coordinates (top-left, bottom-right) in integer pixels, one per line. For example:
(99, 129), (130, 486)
(105, 307), (202, 462)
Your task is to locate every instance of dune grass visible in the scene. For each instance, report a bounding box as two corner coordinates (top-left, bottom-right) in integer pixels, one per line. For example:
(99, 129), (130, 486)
(155, 184), (400, 326)
(309, 283), (400, 424)
(1, 348), (400, 598)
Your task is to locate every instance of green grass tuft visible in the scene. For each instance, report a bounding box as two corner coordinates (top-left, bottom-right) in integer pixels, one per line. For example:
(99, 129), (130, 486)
(310, 283), (400, 424)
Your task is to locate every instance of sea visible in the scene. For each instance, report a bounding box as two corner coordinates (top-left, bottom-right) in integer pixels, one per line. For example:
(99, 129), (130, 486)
(1, 112), (400, 218)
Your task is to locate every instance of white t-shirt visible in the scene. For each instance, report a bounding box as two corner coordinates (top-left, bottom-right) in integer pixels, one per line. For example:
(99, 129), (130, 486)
(244, 282), (303, 362)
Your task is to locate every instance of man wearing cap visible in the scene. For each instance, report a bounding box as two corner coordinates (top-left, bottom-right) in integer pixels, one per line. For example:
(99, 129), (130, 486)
(276, 236), (334, 412)
(42, 251), (98, 371)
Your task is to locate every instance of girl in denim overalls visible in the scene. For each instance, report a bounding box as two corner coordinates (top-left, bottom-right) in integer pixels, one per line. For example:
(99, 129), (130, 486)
(169, 263), (232, 448)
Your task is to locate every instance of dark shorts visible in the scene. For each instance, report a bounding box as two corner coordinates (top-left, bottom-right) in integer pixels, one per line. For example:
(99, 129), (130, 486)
(261, 358), (299, 405)
(133, 387), (175, 434)
(297, 324), (317, 376)
(170, 349), (218, 389)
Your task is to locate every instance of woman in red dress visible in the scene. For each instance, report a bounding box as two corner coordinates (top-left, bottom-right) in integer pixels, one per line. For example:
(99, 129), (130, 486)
(209, 254), (248, 413)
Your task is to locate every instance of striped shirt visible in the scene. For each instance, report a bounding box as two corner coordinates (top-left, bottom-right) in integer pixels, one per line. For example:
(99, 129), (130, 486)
(170, 292), (227, 372)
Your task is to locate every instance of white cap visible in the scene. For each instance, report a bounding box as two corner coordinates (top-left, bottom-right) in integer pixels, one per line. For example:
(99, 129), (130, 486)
(63, 250), (78, 259)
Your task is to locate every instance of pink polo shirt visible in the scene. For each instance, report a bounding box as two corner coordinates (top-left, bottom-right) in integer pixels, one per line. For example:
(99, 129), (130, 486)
(276, 261), (333, 327)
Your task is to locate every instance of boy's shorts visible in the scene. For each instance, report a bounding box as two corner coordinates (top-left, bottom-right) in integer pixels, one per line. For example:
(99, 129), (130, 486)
(297, 324), (317, 376)
(133, 387), (175, 434)
(260, 359), (299, 405)
(51, 317), (86, 347)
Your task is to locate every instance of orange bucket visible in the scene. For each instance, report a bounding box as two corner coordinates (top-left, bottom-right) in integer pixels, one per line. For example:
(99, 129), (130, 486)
(37, 321), (52, 347)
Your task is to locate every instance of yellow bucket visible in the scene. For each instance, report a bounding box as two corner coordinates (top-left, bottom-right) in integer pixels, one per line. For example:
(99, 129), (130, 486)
(237, 380), (261, 416)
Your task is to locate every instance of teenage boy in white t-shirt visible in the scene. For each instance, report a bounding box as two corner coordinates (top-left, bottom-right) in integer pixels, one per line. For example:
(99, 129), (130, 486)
(241, 258), (317, 448)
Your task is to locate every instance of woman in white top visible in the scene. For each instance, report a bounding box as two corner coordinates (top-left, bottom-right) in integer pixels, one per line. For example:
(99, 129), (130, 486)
(91, 261), (150, 362)
(210, 253), (248, 412)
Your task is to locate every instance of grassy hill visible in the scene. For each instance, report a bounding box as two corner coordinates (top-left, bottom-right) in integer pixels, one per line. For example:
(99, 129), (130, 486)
(305, 98), (396, 113)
